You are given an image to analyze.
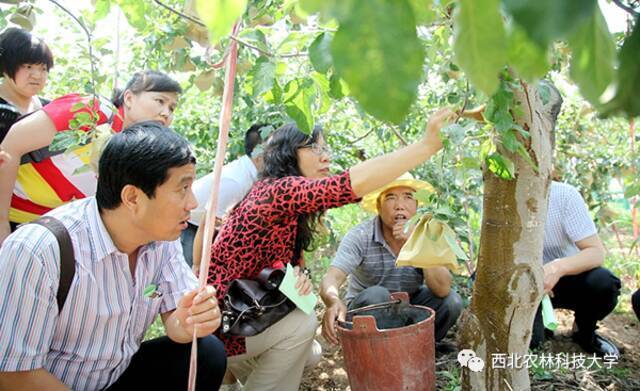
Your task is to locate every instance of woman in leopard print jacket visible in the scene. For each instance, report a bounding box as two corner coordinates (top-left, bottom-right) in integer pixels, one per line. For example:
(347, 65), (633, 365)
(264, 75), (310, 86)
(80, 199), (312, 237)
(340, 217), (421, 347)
(206, 108), (454, 391)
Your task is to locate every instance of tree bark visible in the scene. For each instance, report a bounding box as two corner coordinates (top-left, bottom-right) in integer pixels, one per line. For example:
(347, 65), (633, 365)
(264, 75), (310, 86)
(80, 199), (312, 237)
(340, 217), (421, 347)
(459, 83), (554, 391)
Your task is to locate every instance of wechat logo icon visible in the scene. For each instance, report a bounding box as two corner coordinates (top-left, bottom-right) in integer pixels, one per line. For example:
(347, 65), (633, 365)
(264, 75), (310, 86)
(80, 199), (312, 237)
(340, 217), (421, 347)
(458, 349), (485, 372)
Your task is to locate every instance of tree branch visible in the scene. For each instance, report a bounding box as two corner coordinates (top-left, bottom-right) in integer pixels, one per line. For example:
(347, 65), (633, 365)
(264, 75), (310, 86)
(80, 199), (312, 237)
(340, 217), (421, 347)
(611, 0), (640, 16)
(227, 35), (307, 58)
(348, 127), (376, 145)
(153, 0), (308, 59)
(389, 125), (408, 146)
(153, 0), (206, 26)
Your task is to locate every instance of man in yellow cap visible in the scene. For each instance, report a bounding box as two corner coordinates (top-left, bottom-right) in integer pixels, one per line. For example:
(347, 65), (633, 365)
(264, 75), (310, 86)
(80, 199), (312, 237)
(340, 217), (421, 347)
(320, 172), (462, 350)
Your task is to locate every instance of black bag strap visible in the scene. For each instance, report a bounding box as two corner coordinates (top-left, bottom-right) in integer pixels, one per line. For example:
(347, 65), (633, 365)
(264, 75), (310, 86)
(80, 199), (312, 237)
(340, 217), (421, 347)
(29, 216), (75, 312)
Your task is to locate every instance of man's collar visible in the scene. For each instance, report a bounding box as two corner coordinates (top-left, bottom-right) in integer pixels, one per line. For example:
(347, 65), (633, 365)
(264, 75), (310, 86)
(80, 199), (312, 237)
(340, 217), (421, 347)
(87, 198), (119, 261)
(87, 199), (158, 261)
(373, 216), (387, 245)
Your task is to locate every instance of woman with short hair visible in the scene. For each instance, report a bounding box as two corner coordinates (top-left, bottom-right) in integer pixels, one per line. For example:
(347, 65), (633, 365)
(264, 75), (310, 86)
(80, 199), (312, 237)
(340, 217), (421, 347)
(0, 27), (54, 145)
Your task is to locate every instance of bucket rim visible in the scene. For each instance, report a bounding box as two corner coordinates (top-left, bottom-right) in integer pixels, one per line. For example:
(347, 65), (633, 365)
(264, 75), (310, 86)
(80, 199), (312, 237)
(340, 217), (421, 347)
(336, 303), (436, 335)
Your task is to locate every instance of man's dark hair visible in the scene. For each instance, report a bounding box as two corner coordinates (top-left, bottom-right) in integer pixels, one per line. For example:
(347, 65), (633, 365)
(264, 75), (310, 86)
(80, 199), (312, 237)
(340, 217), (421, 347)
(96, 121), (195, 210)
(111, 70), (182, 107)
(0, 28), (54, 80)
(244, 123), (267, 157)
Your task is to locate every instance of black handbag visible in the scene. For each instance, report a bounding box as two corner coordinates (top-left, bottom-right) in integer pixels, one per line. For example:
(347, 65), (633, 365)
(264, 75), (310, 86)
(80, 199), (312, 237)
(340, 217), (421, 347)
(221, 267), (297, 337)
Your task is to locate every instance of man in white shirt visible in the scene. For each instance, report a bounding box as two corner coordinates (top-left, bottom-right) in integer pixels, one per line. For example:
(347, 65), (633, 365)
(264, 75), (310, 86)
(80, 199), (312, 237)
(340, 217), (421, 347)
(529, 82), (620, 357)
(181, 124), (267, 267)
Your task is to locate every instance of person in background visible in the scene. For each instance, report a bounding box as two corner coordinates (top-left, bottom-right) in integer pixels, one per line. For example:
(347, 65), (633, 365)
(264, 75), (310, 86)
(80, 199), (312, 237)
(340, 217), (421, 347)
(207, 107), (455, 390)
(185, 123), (267, 268)
(632, 288), (639, 320)
(0, 70), (182, 244)
(530, 81), (621, 357)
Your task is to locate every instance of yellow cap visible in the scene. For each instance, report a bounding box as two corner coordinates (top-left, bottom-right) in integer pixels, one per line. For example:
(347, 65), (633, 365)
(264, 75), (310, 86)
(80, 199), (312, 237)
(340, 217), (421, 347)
(360, 172), (433, 214)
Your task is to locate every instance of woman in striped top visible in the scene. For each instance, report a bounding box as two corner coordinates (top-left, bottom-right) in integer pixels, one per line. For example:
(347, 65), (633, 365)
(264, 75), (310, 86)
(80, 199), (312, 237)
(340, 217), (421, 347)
(0, 70), (182, 244)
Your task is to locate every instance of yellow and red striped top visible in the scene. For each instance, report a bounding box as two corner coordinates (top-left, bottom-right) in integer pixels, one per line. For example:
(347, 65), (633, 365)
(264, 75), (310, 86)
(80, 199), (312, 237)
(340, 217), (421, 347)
(10, 94), (124, 224)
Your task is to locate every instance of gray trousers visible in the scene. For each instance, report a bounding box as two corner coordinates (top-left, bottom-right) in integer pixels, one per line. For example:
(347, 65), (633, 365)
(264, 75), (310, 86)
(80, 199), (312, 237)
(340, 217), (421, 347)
(348, 285), (463, 341)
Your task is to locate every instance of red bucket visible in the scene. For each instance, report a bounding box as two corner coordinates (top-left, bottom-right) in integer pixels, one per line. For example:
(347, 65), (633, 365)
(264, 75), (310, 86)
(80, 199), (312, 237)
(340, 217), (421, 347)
(336, 292), (436, 391)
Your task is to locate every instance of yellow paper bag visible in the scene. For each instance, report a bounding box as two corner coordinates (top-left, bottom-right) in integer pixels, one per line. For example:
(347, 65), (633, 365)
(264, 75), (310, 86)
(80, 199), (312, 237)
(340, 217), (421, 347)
(396, 214), (463, 272)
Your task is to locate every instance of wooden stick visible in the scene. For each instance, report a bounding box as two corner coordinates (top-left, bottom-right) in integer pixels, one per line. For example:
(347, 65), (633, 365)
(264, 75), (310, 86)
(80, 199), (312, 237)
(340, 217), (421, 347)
(187, 22), (241, 391)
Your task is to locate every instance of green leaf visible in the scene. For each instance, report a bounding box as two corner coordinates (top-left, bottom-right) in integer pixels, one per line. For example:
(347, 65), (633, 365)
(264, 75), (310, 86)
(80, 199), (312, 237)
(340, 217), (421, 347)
(602, 17), (640, 117)
(329, 73), (344, 99)
(624, 183), (640, 199)
(503, 0), (597, 48)
(331, 0), (424, 124)
(443, 229), (469, 260)
(114, 0), (150, 30)
(568, 6), (615, 106)
(409, 0), (435, 25)
(414, 188), (431, 204)
(298, 0), (351, 22)
(500, 129), (519, 153)
(92, 0), (111, 22)
(250, 58), (276, 97)
(517, 144), (539, 173)
(196, 0), (248, 45)
(453, 0), (507, 96)
(309, 32), (333, 74)
(507, 24), (550, 81)
(284, 78), (316, 134)
(486, 153), (515, 180)
(239, 28), (270, 53)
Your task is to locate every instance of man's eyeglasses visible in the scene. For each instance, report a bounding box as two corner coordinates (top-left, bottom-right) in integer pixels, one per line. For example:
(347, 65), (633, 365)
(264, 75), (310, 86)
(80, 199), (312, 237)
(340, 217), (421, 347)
(300, 143), (332, 156)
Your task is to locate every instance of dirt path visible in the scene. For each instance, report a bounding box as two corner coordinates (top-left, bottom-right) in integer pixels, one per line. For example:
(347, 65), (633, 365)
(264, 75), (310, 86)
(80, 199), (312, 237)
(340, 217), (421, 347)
(301, 310), (639, 390)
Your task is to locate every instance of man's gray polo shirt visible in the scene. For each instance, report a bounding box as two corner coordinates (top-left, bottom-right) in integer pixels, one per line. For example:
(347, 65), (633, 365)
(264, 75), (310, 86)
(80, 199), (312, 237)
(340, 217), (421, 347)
(332, 216), (424, 303)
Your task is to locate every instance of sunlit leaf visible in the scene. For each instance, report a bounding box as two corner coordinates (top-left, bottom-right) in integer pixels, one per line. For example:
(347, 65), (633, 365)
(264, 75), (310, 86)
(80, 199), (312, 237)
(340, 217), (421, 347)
(601, 17), (640, 117)
(486, 153), (515, 180)
(250, 57), (276, 97)
(284, 78), (316, 134)
(507, 24), (550, 82)
(196, 0), (248, 45)
(332, 0), (424, 124)
(569, 5), (615, 106)
(503, 0), (596, 48)
(453, 0), (506, 96)
(309, 32), (333, 74)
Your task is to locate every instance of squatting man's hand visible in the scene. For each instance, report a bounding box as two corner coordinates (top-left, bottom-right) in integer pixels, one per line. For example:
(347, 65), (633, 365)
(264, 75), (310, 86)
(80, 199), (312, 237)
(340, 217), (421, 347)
(322, 299), (347, 345)
(174, 285), (222, 336)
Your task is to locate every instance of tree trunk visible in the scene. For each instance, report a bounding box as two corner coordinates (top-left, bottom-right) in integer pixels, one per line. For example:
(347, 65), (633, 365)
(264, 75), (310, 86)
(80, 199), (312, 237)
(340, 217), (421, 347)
(459, 83), (554, 391)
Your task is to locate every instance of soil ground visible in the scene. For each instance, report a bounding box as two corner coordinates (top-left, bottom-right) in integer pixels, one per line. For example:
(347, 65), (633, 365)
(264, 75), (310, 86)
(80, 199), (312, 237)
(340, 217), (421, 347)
(300, 309), (640, 390)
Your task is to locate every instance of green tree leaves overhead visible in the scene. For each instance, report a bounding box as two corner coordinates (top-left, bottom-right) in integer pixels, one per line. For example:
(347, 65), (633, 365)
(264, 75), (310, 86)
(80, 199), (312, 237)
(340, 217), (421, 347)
(284, 78), (316, 134)
(602, 18), (640, 118)
(250, 57), (276, 98)
(507, 24), (549, 82)
(503, 0), (597, 48)
(309, 32), (333, 74)
(568, 6), (616, 106)
(331, 0), (424, 124)
(453, 0), (506, 96)
(196, 0), (247, 45)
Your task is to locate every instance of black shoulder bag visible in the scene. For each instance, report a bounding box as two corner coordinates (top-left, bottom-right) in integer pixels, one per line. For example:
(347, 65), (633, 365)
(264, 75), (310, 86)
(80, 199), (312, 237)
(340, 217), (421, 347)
(29, 216), (76, 311)
(221, 267), (297, 337)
